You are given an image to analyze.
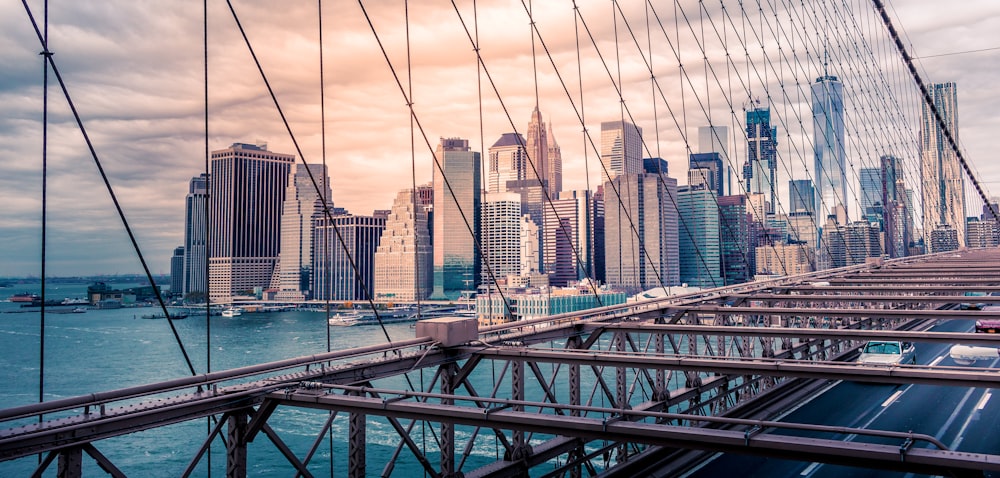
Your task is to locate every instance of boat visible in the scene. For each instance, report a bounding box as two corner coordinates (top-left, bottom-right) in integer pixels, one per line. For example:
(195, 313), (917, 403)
(327, 305), (472, 327)
(71, 307), (87, 313)
(221, 307), (243, 318)
(327, 311), (363, 326)
(9, 293), (40, 303)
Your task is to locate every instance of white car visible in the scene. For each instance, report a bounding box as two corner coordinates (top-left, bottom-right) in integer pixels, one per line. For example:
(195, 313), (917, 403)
(857, 340), (916, 365)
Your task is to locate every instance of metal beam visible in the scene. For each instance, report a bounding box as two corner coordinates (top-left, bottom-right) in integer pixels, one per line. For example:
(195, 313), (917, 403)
(601, 323), (1000, 345)
(269, 392), (1000, 474)
(469, 347), (1000, 388)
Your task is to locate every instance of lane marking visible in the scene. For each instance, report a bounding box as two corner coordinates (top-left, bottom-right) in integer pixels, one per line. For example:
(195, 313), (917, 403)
(946, 357), (1000, 449)
(976, 392), (992, 411)
(800, 462), (820, 476)
(929, 355), (946, 367)
(881, 390), (903, 408)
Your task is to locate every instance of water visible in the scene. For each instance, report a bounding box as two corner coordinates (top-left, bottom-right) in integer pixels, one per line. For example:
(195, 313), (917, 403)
(0, 282), (508, 477)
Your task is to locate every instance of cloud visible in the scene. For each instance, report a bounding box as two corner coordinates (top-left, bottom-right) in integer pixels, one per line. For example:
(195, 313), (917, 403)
(0, 0), (997, 276)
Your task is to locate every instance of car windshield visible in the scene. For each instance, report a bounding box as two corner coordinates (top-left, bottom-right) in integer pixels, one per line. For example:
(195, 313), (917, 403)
(863, 342), (900, 354)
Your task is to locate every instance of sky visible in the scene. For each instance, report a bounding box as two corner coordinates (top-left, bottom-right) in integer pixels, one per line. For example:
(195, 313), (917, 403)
(1, 0), (999, 277)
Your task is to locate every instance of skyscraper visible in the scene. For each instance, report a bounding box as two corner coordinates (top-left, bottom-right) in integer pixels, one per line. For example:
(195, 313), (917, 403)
(431, 138), (481, 300)
(524, 107), (562, 197)
(859, 167), (881, 221)
(170, 246), (185, 294)
(788, 179), (815, 216)
(487, 133), (527, 194)
(546, 122), (563, 195)
(745, 107), (778, 212)
(374, 188), (432, 302)
(920, 82), (965, 251)
(312, 214), (385, 301)
(208, 143), (294, 302)
(604, 165), (679, 292)
(543, 190), (595, 286)
(525, 107), (550, 194)
(718, 195), (753, 285)
(274, 163), (331, 301)
(812, 71), (846, 243)
(182, 173), (208, 297)
(677, 186), (722, 288)
(689, 153), (724, 198)
(480, 193), (523, 284)
(698, 125), (730, 195)
(600, 120), (643, 182)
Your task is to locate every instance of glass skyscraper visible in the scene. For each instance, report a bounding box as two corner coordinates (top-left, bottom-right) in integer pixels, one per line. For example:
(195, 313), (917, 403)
(745, 108), (777, 214)
(431, 138), (481, 300)
(920, 82), (964, 251)
(811, 72), (846, 244)
(859, 167), (881, 221)
(677, 186), (722, 288)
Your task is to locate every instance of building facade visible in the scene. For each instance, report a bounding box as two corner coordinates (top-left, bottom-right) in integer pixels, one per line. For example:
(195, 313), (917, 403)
(600, 120), (643, 182)
(274, 163), (331, 301)
(920, 82), (965, 252)
(812, 72), (847, 246)
(312, 214), (385, 301)
(208, 143), (294, 302)
(431, 138), (481, 300)
(182, 173), (208, 297)
(373, 188), (433, 302)
(746, 107), (778, 212)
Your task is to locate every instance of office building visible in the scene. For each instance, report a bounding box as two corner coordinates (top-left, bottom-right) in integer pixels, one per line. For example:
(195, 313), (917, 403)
(208, 143), (294, 302)
(544, 190), (595, 286)
(170, 246), (184, 294)
(689, 153), (724, 198)
(374, 188), (433, 302)
(718, 195), (753, 285)
(431, 138), (481, 300)
(487, 133), (528, 194)
(274, 163), (331, 301)
(859, 167), (881, 219)
(604, 168), (679, 292)
(967, 218), (1000, 248)
(756, 243), (813, 276)
(182, 173), (208, 296)
(480, 193), (523, 285)
(746, 107), (778, 212)
(920, 82), (965, 251)
(789, 179), (815, 216)
(524, 107), (563, 196)
(698, 125), (730, 195)
(313, 214), (385, 301)
(677, 186), (722, 288)
(600, 120), (643, 182)
(812, 71), (847, 243)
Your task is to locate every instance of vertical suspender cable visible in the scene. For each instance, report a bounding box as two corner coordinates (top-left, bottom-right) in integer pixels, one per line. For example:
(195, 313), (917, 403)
(38, 0), (49, 447)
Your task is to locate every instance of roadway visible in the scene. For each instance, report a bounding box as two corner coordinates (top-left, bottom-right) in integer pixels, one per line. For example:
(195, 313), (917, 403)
(688, 318), (1000, 477)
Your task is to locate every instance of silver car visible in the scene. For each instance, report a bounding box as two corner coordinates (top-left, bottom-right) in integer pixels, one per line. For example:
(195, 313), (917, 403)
(857, 340), (916, 365)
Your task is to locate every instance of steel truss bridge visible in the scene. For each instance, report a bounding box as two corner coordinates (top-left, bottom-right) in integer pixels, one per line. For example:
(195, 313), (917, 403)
(2, 249), (1000, 477)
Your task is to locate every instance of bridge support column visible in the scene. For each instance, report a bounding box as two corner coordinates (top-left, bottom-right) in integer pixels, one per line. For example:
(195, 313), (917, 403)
(506, 359), (532, 461)
(226, 412), (248, 478)
(567, 335), (583, 478)
(440, 362), (458, 477)
(613, 331), (628, 463)
(349, 394), (366, 478)
(57, 446), (83, 478)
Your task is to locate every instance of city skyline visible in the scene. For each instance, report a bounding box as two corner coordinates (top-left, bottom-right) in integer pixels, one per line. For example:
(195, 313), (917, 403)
(1, 1), (999, 276)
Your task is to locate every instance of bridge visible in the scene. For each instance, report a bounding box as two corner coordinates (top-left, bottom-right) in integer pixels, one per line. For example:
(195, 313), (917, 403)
(4, 250), (1000, 476)
(4, 0), (1000, 476)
